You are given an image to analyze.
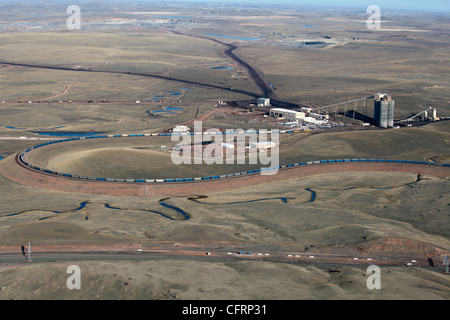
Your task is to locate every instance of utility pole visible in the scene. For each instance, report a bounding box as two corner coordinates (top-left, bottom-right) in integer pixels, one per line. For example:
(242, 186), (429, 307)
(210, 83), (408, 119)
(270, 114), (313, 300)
(365, 98), (368, 121)
(444, 254), (449, 274)
(27, 242), (31, 262)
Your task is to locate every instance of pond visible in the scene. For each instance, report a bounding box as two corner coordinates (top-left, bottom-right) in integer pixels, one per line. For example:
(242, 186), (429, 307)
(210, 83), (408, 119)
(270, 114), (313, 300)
(147, 110), (175, 114)
(210, 66), (234, 70)
(0, 125), (25, 130)
(34, 132), (105, 137)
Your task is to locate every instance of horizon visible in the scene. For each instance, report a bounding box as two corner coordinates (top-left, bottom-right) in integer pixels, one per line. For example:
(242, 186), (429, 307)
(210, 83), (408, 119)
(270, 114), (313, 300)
(209, 0), (449, 13)
(1, 0), (450, 13)
(147, 0), (450, 13)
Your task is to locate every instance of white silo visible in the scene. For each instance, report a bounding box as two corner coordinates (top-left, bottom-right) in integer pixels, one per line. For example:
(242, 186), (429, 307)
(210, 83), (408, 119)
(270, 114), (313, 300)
(432, 108), (437, 121)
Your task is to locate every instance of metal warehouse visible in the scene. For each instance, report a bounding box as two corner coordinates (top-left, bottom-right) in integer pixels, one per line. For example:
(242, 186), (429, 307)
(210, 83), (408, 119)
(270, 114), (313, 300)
(269, 108), (305, 121)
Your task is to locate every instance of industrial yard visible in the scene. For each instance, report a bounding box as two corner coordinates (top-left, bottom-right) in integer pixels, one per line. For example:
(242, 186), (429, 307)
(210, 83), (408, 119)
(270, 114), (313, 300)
(0, 0), (449, 302)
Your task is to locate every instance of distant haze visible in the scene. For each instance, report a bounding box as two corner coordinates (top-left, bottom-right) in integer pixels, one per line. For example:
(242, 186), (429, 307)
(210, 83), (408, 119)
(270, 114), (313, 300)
(185, 0), (450, 13)
(1, 0), (448, 13)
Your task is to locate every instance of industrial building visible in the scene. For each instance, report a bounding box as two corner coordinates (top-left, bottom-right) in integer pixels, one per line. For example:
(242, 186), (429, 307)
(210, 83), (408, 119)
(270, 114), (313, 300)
(270, 108), (328, 125)
(172, 125), (190, 134)
(270, 108), (305, 121)
(424, 107), (438, 121)
(220, 142), (235, 149)
(257, 98), (271, 107)
(250, 141), (277, 150)
(374, 93), (395, 128)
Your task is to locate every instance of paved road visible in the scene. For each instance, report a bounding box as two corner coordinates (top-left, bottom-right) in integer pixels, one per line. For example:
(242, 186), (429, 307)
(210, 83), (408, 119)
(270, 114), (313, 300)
(0, 245), (429, 270)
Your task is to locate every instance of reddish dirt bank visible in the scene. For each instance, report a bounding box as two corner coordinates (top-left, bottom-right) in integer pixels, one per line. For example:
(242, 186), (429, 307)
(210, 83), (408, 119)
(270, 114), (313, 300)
(355, 237), (449, 257)
(1, 154), (449, 197)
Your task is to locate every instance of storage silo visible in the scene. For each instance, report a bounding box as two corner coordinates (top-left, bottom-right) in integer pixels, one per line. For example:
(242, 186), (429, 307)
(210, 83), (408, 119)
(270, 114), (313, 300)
(374, 93), (394, 128)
